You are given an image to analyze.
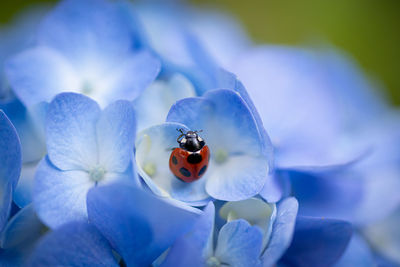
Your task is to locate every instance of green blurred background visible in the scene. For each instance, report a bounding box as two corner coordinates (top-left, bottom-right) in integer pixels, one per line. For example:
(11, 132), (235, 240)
(1, 0), (399, 104)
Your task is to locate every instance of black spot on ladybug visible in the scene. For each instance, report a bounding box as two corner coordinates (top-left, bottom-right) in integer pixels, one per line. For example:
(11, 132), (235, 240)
(198, 165), (207, 177)
(187, 153), (202, 164)
(179, 167), (191, 177)
(172, 156), (178, 165)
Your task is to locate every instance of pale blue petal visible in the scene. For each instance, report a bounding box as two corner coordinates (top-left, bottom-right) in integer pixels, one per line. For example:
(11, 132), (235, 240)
(0, 5), (49, 94)
(363, 208), (400, 265)
(219, 198), (276, 251)
(231, 47), (367, 169)
(28, 222), (118, 267)
(334, 233), (375, 267)
(215, 219), (263, 267)
(96, 100), (136, 172)
(46, 93), (100, 171)
(95, 51), (161, 106)
(133, 3), (219, 94)
(280, 217), (352, 267)
(38, 0), (133, 70)
(318, 49), (387, 124)
(5, 46), (80, 107)
(261, 197), (298, 267)
(167, 89), (264, 155)
(259, 172), (291, 203)
(34, 158), (93, 229)
(351, 164), (400, 226)
(214, 69), (274, 164)
(87, 183), (202, 266)
(185, 9), (250, 69)
(136, 123), (210, 204)
(134, 74), (196, 131)
(205, 156), (268, 201)
(161, 202), (215, 267)
(204, 89), (265, 155)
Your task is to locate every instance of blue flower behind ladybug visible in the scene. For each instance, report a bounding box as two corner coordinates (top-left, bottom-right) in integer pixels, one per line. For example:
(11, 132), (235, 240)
(169, 129), (210, 183)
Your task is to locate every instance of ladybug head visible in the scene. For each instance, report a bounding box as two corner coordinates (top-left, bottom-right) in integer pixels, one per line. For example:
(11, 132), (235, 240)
(177, 129), (205, 152)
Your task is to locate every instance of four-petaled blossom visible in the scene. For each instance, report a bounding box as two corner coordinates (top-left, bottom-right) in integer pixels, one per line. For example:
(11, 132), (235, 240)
(136, 89), (273, 205)
(34, 93), (137, 228)
(5, 0), (160, 108)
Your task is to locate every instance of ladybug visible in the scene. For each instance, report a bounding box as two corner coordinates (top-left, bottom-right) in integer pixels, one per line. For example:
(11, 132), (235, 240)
(169, 129), (210, 183)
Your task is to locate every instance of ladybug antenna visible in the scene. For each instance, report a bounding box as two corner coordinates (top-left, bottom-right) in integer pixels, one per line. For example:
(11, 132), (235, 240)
(177, 128), (185, 134)
(194, 129), (203, 134)
(176, 128), (186, 143)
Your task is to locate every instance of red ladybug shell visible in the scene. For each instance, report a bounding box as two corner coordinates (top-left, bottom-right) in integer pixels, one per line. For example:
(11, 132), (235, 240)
(169, 145), (210, 183)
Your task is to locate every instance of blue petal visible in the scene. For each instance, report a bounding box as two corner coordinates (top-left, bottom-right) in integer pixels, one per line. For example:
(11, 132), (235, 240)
(215, 69), (274, 164)
(259, 172), (290, 203)
(167, 89), (264, 155)
(334, 233), (375, 267)
(261, 197), (298, 267)
(0, 247), (28, 267)
(5, 46), (80, 107)
(0, 111), (21, 231)
(0, 110), (22, 189)
(167, 89), (270, 200)
(183, 9), (250, 69)
(96, 100), (136, 172)
(290, 170), (363, 222)
(280, 216), (352, 267)
(205, 155), (268, 201)
(160, 202), (215, 267)
(94, 50), (161, 106)
(0, 183), (12, 234)
(46, 93), (100, 171)
(0, 5), (49, 98)
(219, 198), (276, 251)
(230, 46), (370, 169)
(134, 3), (218, 94)
(28, 221), (118, 267)
(0, 99), (46, 163)
(34, 157), (93, 229)
(37, 0), (133, 70)
(87, 183), (202, 266)
(363, 208), (400, 265)
(290, 165), (400, 226)
(215, 219), (263, 267)
(0, 204), (45, 249)
(13, 163), (37, 208)
(0, 101), (45, 208)
(134, 74), (196, 131)
(0, 204), (46, 267)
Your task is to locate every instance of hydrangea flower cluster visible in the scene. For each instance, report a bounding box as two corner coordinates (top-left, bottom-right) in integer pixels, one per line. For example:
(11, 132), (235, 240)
(0, 0), (399, 266)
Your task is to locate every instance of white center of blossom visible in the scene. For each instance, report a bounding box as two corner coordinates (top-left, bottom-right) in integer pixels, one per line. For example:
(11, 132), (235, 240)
(89, 166), (106, 182)
(81, 81), (94, 95)
(206, 256), (221, 267)
(215, 149), (228, 164)
(143, 162), (157, 177)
